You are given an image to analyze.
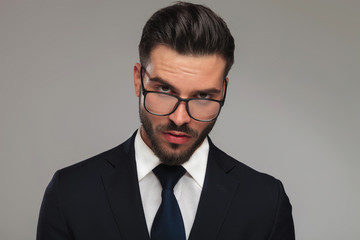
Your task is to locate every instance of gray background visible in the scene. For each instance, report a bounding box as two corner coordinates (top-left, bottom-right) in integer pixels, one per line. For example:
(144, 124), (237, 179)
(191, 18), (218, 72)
(0, 0), (359, 239)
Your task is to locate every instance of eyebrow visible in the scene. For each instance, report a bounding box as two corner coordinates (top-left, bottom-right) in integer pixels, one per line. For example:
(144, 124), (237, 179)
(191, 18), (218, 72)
(147, 76), (223, 95)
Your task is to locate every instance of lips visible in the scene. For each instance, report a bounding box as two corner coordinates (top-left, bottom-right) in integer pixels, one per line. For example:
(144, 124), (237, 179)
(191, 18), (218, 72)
(163, 131), (191, 144)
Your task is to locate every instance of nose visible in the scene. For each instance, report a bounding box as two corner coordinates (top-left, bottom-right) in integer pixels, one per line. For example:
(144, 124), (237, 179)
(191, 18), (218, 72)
(168, 101), (191, 126)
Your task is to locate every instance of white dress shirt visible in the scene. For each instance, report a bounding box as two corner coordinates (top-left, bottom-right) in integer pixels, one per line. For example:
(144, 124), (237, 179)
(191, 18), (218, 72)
(134, 130), (209, 239)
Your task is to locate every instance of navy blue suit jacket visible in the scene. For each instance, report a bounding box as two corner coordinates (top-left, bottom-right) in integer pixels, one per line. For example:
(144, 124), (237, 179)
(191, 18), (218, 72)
(37, 131), (295, 239)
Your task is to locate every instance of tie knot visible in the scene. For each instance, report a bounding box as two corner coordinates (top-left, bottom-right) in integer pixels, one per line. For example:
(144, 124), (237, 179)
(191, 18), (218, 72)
(153, 164), (186, 190)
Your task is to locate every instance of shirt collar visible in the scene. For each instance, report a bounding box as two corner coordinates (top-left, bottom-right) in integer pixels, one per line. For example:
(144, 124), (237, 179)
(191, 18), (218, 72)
(134, 129), (209, 188)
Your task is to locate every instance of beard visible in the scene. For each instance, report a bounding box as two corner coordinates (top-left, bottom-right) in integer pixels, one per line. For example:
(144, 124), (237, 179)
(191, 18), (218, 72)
(139, 107), (215, 166)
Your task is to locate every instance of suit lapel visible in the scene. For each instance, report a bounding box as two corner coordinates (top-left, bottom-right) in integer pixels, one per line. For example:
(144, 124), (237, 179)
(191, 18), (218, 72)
(189, 139), (239, 240)
(101, 133), (150, 240)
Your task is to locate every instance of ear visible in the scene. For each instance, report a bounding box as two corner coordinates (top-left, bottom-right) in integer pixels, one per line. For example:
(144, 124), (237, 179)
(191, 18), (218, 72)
(133, 63), (141, 97)
(223, 77), (229, 97)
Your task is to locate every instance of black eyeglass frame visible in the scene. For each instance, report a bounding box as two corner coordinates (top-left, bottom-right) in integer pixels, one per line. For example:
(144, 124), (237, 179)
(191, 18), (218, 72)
(140, 66), (228, 122)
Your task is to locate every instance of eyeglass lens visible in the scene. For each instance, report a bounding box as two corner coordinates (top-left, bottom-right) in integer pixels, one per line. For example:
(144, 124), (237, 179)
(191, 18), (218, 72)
(144, 92), (221, 121)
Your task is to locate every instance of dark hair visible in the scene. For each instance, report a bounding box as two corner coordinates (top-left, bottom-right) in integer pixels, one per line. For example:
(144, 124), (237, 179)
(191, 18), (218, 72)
(139, 2), (235, 77)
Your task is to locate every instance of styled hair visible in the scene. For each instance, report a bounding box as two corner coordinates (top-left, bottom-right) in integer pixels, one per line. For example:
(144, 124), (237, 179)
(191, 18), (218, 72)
(139, 2), (235, 77)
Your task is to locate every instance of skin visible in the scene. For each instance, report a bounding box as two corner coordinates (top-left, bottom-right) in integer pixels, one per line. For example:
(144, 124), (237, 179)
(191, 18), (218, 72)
(133, 45), (228, 165)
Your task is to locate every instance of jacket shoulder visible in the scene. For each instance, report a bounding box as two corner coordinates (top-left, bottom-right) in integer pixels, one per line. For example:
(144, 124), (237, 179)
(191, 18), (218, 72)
(209, 140), (282, 188)
(56, 132), (136, 178)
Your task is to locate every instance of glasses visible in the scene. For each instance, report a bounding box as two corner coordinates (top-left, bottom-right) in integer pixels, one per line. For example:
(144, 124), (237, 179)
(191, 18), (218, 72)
(140, 67), (227, 122)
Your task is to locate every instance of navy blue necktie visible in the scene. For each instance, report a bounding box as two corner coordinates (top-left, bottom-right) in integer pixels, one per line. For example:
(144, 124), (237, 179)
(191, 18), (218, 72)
(151, 164), (186, 240)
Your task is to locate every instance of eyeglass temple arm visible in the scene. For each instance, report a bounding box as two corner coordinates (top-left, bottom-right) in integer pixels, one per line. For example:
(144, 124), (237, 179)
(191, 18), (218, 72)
(221, 78), (228, 105)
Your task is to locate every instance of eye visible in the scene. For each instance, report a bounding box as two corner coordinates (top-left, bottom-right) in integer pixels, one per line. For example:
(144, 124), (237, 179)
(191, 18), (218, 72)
(157, 85), (171, 93)
(197, 92), (211, 99)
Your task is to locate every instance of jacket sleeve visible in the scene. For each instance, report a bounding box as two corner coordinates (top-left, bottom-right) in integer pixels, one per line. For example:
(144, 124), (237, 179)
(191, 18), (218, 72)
(37, 171), (72, 240)
(268, 180), (295, 240)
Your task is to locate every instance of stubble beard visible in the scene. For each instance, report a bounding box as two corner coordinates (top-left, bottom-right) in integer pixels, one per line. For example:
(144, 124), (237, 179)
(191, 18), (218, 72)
(139, 107), (215, 166)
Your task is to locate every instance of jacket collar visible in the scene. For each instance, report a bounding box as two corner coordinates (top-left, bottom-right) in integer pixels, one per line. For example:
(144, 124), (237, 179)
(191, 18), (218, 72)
(189, 137), (239, 240)
(102, 131), (150, 240)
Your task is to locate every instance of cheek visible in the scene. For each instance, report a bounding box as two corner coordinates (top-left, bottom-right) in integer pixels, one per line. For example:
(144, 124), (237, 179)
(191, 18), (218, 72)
(195, 121), (216, 136)
(190, 122), (207, 134)
(142, 108), (167, 127)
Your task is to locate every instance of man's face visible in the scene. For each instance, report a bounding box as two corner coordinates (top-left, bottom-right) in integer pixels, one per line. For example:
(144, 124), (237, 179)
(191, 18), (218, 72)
(133, 45), (227, 165)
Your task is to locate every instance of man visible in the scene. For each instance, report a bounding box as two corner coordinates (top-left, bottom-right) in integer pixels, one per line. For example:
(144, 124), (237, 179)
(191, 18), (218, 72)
(37, 2), (295, 240)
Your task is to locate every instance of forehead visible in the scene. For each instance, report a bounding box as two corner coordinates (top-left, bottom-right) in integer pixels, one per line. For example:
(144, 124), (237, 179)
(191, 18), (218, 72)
(145, 45), (226, 89)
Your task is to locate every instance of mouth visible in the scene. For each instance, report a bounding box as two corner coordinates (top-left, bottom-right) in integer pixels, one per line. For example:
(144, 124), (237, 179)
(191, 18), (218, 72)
(162, 131), (191, 145)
